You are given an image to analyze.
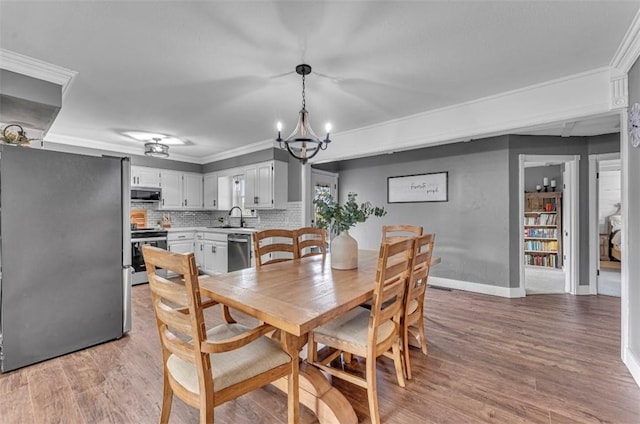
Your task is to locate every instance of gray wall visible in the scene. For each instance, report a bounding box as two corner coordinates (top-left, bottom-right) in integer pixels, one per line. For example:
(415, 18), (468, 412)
(329, 133), (620, 290)
(336, 136), (512, 287)
(627, 57), (640, 356)
(524, 165), (562, 193)
(47, 143), (303, 201)
(44, 142), (202, 172)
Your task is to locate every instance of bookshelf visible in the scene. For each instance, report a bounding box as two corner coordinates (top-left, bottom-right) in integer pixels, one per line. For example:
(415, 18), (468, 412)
(524, 192), (562, 268)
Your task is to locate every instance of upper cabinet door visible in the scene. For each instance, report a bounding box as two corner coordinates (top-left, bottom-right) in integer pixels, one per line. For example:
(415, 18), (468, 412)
(244, 161), (288, 209)
(131, 166), (161, 188)
(203, 172), (218, 210)
(160, 170), (183, 209)
(183, 172), (203, 209)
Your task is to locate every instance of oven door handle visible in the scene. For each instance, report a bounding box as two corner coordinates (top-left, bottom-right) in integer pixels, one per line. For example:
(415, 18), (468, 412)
(132, 237), (168, 243)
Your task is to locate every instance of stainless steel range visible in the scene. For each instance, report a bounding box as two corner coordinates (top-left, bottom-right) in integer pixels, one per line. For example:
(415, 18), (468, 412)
(131, 228), (168, 285)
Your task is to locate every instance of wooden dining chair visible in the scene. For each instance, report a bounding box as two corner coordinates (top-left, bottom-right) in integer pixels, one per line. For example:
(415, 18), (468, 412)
(382, 224), (423, 243)
(294, 227), (327, 259)
(142, 245), (299, 424)
(307, 238), (415, 424)
(252, 229), (298, 268)
(402, 233), (436, 379)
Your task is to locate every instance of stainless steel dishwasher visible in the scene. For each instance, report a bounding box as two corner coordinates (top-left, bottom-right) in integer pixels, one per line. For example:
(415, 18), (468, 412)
(228, 233), (252, 272)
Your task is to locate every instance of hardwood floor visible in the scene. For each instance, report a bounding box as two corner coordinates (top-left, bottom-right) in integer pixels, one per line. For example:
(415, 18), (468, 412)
(1, 285), (638, 423)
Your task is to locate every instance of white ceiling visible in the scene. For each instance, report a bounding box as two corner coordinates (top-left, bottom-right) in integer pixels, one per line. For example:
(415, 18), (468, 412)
(1, 1), (638, 163)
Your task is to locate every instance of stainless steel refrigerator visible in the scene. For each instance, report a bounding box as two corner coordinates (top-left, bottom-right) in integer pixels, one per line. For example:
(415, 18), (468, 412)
(0, 146), (131, 372)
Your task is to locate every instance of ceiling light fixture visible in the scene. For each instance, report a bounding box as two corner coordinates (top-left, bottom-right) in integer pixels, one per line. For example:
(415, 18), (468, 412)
(276, 64), (331, 164)
(144, 138), (170, 158)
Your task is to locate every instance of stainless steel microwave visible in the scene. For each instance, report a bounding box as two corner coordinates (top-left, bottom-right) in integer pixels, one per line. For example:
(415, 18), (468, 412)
(130, 188), (161, 202)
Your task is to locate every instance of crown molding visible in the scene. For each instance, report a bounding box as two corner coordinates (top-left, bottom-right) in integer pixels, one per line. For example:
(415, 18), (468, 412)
(200, 139), (276, 164)
(44, 133), (201, 164)
(0, 49), (77, 99)
(333, 67), (612, 140)
(610, 8), (640, 73)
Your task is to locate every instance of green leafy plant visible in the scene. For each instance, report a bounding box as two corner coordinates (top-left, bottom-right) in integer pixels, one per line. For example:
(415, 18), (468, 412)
(313, 192), (386, 235)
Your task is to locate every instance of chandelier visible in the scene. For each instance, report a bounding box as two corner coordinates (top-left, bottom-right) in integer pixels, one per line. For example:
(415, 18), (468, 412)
(276, 64), (331, 164)
(144, 138), (170, 158)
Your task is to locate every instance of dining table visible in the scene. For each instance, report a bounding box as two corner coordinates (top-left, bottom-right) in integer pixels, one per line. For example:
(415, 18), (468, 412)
(198, 250), (441, 424)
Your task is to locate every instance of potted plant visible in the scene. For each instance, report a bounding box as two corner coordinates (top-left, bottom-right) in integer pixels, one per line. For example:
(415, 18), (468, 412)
(313, 192), (386, 269)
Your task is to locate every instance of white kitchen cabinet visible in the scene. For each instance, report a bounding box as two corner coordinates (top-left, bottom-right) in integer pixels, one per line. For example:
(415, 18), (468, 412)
(183, 172), (203, 209)
(198, 232), (228, 275)
(203, 172), (218, 209)
(160, 171), (203, 210)
(244, 160), (288, 209)
(160, 170), (183, 209)
(217, 168), (244, 212)
(168, 231), (195, 254)
(202, 241), (227, 274)
(131, 166), (161, 188)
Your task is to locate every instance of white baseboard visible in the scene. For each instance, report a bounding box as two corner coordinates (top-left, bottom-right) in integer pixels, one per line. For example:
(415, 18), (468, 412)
(624, 347), (640, 388)
(429, 277), (525, 298)
(576, 284), (597, 295)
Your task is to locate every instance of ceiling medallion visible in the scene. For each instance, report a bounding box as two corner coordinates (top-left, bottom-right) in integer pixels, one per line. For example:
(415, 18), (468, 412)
(276, 64), (331, 164)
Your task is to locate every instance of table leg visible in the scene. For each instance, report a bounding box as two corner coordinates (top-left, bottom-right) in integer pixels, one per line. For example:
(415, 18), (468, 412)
(272, 362), (358, 424)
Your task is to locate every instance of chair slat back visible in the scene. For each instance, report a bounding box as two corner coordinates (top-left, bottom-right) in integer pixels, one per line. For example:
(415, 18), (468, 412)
(406, 234), (436, 311)
(253, 229), (298, 267)
(382, 224), (423, 244)
(369, 238), (415, 343)
(294, 227), (327, 258)
(142, 245), (212, 388)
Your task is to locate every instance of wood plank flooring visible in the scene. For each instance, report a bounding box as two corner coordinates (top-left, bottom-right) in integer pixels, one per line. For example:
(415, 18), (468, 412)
(1, 285), (638, 423)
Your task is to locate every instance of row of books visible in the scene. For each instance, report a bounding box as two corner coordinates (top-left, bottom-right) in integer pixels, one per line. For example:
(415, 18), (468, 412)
(524, 228), (558, 238)
(525, 240), (558, 251)
(525, 253), (558, 268)
(524, 213), (558, 226)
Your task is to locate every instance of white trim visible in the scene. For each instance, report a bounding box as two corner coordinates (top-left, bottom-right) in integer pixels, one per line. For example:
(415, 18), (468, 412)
(200, 139), (275, 164)
(610, 74), (628, 109)
(588, 155), (599, 295)
(610, 8), (640, 73)
(0, 49), (77, 99)
(624, 347), (640, 387)
(315, 68), (612, 164)
(519, 154), (580, 296)
(518, 154), (526, 299)
(45, 133), (200, 163)
(566, 156), (581, 294)
(576, 284), (596, 296)
(429, 277), (525, 298)
(619, 108), (630, 366)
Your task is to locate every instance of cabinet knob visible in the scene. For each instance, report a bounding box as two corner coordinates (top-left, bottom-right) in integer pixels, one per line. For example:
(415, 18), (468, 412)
(254, 196), (259, 204)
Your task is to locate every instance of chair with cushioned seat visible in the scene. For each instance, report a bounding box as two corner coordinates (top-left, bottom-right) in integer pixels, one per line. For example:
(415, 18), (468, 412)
(402, 233), (435, 379)
(142, 245), (299, 424)
(307, 238), (415, 424)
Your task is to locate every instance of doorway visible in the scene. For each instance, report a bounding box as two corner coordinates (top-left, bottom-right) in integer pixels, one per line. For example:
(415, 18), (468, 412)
(518, 155), (580, 295)
(588, 153), (622, 297)
(309, 168), (338, 229)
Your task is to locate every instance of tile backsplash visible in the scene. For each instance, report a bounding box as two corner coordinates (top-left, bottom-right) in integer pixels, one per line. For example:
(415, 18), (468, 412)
(131, 201), (303, 230)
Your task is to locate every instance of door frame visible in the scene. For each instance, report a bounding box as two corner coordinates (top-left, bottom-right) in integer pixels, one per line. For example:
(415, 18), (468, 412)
(587, 152), (621, 295)
(518, 154), (580, 295)
(306, 167), (339, 227)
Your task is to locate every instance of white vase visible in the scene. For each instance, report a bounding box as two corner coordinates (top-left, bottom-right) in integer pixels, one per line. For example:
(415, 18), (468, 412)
(331, 231), (358, 270)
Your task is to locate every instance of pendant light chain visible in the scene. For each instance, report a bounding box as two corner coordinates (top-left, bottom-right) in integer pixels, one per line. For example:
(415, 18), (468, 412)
(301, 74), (306, 110)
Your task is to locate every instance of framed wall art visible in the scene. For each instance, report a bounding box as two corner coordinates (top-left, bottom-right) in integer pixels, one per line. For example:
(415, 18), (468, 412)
(387, 171), (448, 203)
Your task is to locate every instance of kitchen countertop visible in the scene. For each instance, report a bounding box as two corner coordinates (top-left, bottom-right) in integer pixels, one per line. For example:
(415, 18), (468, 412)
(165, 226), (258, 234)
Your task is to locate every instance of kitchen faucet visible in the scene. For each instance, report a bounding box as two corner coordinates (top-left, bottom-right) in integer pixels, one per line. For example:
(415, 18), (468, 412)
(228, 206), (245, 228)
